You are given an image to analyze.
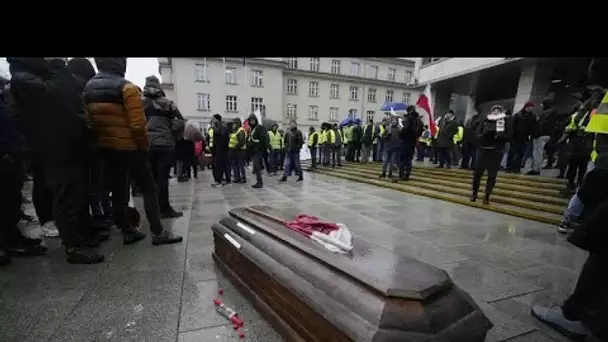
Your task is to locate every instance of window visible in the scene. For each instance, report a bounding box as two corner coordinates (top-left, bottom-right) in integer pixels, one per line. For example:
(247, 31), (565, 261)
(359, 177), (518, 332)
(329, 107), (339, 122)
(287, 58), (298, 69)
(251, 70), (263, 87)
(226, 95), (237, 112)
(225, 67), (237, 84)
(366, 110), (375, 122)
(195, 62), (209, 82)
(351, 62), (360, 76)
(310, 58), (320, 72)
(405, 71), (413, 84)
(309, 81), (319, 97)
(287, 79), (298, 94)
(286, 103), (297, 118)
(196, 93), (210, 111)
(330, 84), (340, 99)
(348, 109), (358, 118)
(331, 59), (341, 74)
(388, 68), (396, 81)
(308, 105), (319, 120)
(367, 88), (377, 103)
(385, 90), (394, 103)
(370, 65), (378, 79)
(251, 97), (264, 113)
(402, 92), (411, 104)
(349, 86), (359, 100)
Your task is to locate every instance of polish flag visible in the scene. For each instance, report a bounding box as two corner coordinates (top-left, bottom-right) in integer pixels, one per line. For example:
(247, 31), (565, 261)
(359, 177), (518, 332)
(416, 84), (437, 136)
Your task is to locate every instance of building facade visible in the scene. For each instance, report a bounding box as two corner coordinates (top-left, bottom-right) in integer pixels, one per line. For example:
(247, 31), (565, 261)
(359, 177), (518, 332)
(158, 57), (418, 130)
(414, 57), (592, 122)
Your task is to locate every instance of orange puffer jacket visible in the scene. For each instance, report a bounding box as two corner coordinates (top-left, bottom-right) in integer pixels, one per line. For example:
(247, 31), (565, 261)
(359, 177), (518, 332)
(84, 69), (149, 151)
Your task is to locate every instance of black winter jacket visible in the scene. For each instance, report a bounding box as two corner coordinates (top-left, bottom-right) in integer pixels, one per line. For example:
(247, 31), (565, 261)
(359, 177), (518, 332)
(283, 128), (304, 153)
(437, 118), (459, 148)
(511, 110), (537, 142)
(400, 115), (424, 146)
(143, 77), (184, 149)
(476, 113), (510, 150)
(8, 58), (89, 165)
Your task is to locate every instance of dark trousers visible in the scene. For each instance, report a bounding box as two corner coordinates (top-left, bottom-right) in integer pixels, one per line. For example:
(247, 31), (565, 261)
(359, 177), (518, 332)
(251, 151), (264, 185)
(150, 148), (174, 213)
(283, 151), (302, 178)
(372, 143), (378, 161)
(438, 146), (452, 168)
(431, 139), (439, 163)
(269, 150), (281, 174)
(399, 146), (415, 178)
(278, 150), (285, 171)
(322, 144), (332, 166)
(89, 152), (112, 224)
(230, 150), (246, 182)
(566, 155), (589, 189)
(461, 141), (477, 169)
(472, 149), (501, 198)
(332, 145), (342, 167)
(212, 151), (231, 183)
(416, 142), (428, 161)
(45, 158), (91, 246)
(556, 144), (569, 176)
(507, 141), (527, 173)
(31, 160), (54, 225)
(354, 143), (361, 162)
(309, 147), (317, 169)
(345, 142), (354, 162)
(0, 155), (27, 248)
(562, 253), (608, 340)
(103, 150), (163, 235)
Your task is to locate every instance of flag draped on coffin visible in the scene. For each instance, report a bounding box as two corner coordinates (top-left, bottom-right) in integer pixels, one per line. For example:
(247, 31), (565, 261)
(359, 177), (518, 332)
(416, 84), (438, 136)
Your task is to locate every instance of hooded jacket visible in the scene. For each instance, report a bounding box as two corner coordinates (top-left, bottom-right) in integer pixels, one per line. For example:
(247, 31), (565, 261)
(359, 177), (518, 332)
(476, 111), (510, 150)
(511, 108), (538, 142)
(8, 58), (89, 165)
(400, 111), (424, 146)
(283, 126), (304, 153)
(437, 117), (459, 148)
(142, 75), (185, 148)
(67, 58), (96, 94)
(246, 114), (267, 153)
(83, 58), (149, 151)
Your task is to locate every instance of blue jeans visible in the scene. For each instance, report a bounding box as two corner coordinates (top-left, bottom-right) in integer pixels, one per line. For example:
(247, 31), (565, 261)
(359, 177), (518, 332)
(283, 151), (302, 178)
(531, 136), (550, 172)
(501, 142), (510, 168)
(563, 160), (596, 223)
(382, 148), (399, 174)
(269, 150), (281, 173)
(230, 150), (246, 181)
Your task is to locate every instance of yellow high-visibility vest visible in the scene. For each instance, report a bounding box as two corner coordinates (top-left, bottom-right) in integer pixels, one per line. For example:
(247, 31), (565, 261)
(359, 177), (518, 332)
(327, 130), (336, 144)
(228, 127), (246, 149)
(586, 91), (608, 134)
(307, 131), (318, 147)
(208, 127), (214, 148)
(318, 130), (327, 144)
(453, 126), (464, 144)
(268, 130), (282, 150)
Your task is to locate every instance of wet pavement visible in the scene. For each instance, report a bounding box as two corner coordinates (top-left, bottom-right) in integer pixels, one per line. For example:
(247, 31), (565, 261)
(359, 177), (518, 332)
(0, 170), (586, 341)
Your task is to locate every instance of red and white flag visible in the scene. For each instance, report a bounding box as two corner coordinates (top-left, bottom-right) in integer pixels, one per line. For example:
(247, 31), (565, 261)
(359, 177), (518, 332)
(416, 84), (437, 136)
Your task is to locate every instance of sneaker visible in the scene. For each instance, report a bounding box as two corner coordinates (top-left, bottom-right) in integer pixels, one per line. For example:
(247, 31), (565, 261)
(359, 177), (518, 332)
(557, 221), (578, 234)
(123, 230), (146, 245)
(65, 247), (105, 264)
(211, 182), (222, 188)
(531, 305), (589, 340)
(152, 231), (183, 246)
(40, 222), (60, 238)
(160, 209), (184, 219)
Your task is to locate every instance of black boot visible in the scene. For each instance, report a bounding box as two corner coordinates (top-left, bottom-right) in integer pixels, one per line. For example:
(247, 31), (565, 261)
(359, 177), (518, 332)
(123, 230), (146, 245)
(296, 175), (303, 182)
(160, 208), (184, 219)
(379, 172), (386, 178)
(65, 246), (105, 264)
(278, 176), (287, 182)
(483, 195), (490, 205)
(252, 183), (263, 189)
(152, 231), (183, 246)
(470, 193), (477, 202)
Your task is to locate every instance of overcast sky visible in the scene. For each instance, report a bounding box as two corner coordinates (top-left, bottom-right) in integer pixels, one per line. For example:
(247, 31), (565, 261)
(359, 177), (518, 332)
(0, 58), (160, 88)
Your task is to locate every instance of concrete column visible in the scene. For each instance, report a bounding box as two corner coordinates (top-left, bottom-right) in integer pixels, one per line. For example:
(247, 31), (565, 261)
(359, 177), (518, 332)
(464, 73), (479, 120)
(432, 87), (451, 120)
(513, 62), (553, 112)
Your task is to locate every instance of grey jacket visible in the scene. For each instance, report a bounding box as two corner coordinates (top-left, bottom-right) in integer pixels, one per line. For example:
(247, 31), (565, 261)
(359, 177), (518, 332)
(142, 76), (184, 148)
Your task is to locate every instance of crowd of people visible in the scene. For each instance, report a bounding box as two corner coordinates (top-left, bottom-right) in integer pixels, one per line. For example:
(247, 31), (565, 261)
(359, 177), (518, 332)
(0, 58), (186, 266)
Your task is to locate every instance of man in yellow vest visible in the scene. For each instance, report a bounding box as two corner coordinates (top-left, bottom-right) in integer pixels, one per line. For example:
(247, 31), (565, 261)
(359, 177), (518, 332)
(323, 122), (336, 167)
(228, 118), (247, 183)
(318, 124), (327, 166)
(344, 123), (354, 161)
(307, 127), (319, 170)
(268, 123), (282, 176)
(375, 119), (387, 162)
(417, 125), (431, 161)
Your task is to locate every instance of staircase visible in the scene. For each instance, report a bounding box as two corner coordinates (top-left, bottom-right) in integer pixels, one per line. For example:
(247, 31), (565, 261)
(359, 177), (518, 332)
(301, 161), (569, 225)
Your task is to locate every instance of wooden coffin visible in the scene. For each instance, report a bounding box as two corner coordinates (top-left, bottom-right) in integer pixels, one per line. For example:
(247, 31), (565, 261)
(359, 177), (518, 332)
(211, 206), (492, 342)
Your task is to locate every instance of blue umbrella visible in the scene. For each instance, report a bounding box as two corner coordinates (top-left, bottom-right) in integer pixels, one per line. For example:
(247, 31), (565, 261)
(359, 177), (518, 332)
(381, 102), (408, 111)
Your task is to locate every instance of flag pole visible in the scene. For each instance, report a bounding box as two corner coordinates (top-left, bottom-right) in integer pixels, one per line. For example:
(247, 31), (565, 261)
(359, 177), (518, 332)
(243, 58), (248, 114)
(223, 57), (227, 116)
